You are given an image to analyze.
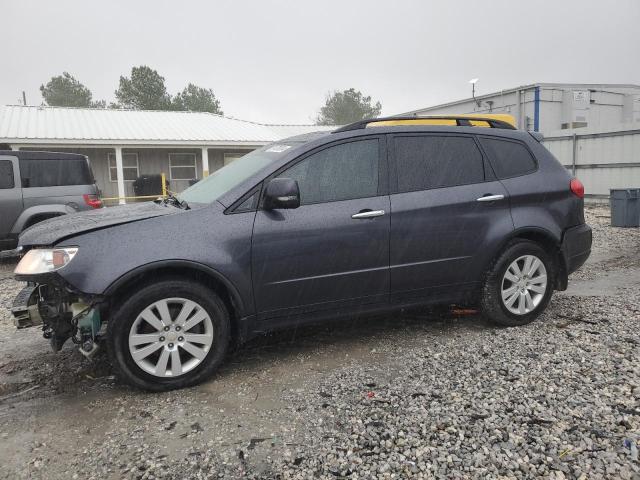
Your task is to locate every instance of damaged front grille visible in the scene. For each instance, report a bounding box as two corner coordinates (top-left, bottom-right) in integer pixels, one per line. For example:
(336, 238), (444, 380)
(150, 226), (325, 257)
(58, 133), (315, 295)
(12, 281), (104, 355)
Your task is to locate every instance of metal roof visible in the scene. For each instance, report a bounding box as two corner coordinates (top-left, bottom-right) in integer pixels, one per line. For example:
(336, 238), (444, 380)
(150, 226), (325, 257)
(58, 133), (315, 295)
(0, 105), (333, 146)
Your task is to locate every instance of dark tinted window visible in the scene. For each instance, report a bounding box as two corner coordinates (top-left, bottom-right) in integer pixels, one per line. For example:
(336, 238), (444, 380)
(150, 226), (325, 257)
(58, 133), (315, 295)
(0, 160), (14, 189)
(394, 136), (484, 192)
(19, 158), (93, 187)
(281, 139), (379, 204)
(480, 138), (537, 178)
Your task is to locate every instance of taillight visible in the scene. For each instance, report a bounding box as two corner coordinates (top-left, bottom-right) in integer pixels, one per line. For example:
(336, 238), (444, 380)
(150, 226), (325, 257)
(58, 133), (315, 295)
(83, 193), (103, 209)
(570, 178), (584, 198)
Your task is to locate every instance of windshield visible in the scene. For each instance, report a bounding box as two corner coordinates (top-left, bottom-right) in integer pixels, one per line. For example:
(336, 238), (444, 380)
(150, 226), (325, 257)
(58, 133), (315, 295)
(178, 145), (292, 204)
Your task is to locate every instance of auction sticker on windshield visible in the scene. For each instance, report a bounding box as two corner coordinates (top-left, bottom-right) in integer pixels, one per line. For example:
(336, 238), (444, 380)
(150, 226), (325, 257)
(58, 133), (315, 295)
(266, 144), (291, 153)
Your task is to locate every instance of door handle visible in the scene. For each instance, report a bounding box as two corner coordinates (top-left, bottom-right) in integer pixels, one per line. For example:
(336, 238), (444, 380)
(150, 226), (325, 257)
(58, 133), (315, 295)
(476, 194), (505, 202)
(352, 209), (385, 219)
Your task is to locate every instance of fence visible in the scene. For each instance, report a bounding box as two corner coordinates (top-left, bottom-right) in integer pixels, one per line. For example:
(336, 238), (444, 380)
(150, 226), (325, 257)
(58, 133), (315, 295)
(542, 124), (640, 199)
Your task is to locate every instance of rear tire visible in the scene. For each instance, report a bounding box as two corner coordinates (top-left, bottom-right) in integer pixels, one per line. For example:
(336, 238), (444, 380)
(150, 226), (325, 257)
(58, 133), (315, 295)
(107, 279), (230, 391)
(481, 240), (555, 327)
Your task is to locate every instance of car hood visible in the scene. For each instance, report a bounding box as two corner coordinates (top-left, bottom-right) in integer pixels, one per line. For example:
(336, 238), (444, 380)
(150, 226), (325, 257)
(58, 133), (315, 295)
(19, 202), (183, 247)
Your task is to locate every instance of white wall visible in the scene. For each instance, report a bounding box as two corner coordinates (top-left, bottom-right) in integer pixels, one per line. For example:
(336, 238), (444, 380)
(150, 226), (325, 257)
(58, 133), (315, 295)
(411, 84), (640, 135)
(543, 123), (640, 197)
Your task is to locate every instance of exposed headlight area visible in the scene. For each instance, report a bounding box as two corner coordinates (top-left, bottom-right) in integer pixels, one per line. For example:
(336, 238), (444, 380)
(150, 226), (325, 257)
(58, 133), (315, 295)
(14, 247), (79, 275)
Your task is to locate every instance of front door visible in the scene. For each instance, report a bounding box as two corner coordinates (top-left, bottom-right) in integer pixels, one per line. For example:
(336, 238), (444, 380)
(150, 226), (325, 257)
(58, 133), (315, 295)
(388, 134), (513, 302)
(0, 155), (22, 244)
(252, 137), (390, 321)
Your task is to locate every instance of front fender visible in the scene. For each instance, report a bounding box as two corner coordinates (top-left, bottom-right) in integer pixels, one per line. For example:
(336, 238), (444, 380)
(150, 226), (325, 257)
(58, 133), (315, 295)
(54, 204), (256, 318)
(103, 259), (246, 317)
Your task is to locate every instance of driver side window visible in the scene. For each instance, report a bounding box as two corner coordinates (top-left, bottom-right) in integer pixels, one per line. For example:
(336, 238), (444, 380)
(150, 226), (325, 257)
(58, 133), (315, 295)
(280, 139), (379, 205)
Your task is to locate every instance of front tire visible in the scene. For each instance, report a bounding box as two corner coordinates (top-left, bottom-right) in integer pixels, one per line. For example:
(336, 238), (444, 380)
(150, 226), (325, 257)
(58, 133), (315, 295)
(107, 279), (230, 391)
(481, 240), (555, 327)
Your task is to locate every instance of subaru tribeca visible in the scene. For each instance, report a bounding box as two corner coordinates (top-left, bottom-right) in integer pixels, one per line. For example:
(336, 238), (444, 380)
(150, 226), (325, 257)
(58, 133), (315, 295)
(12, 115), (592, 391)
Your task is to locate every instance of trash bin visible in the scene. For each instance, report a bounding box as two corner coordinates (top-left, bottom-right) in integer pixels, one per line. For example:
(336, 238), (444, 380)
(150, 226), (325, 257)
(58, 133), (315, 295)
(133, 174), (167, 197)
(610, 188), (640, 227)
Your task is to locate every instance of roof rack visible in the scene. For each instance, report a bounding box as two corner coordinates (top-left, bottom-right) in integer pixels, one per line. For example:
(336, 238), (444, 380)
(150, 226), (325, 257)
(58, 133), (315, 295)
(333, 114), (517, 133)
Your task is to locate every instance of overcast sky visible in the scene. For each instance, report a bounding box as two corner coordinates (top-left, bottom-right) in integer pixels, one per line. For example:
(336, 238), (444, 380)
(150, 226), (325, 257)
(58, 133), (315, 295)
(2, 0), (639, 124)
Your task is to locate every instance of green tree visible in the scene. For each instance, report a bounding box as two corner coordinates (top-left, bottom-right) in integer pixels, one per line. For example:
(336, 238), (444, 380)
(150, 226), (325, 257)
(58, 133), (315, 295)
(40, 72), (103, 108)
(115, 66), (171, 110)
(316, 88), (382, 126)
(172, 83), (223, 114)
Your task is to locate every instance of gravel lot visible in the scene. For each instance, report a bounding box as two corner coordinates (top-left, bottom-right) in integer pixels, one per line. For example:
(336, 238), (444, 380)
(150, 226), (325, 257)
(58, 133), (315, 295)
(0, 205), (638, 479)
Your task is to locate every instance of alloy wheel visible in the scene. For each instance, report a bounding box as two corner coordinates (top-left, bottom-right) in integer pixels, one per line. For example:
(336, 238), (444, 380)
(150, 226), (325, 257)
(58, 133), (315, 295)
(500, 255), (548, 315)
(128, 297), (214, 377)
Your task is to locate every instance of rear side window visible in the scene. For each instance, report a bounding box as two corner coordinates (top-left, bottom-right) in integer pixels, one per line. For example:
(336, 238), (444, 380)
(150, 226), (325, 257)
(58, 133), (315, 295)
(0, 160), (14, 189)
(281, 139), (379, 205)
(479, 138), (537, 179)
(19, 158), (93, 188)
(394, 135), (484, 192)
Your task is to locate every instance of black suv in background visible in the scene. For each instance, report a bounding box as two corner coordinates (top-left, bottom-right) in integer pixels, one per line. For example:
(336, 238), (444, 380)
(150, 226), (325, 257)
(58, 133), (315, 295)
(13, 115), (592, 391)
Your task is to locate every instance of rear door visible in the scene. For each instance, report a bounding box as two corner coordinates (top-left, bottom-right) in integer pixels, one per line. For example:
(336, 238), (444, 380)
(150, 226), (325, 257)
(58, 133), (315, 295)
(0, 155), (23, 240)
(388, 133), (513, 302)
(251, 136), (390, 321)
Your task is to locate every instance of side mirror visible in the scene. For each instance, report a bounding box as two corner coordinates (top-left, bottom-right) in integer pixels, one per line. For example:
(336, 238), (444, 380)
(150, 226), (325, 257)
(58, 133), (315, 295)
(263, 178), (300, 210)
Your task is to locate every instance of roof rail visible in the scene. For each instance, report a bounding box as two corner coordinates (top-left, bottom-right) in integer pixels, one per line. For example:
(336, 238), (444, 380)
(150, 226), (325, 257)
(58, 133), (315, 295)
(333, 114), (517, 133)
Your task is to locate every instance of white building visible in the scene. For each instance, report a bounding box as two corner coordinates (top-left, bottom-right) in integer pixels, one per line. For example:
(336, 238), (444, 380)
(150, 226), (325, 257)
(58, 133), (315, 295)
(0, 105), (331, 203)
(404, 83), (640, 133)
(404, 83), (640, 198)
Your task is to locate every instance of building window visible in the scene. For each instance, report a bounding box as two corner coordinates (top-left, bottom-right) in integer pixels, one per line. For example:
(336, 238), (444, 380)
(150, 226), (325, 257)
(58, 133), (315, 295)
(223, 153), (244, 166)
(169, 153), (197, 180)
(108, 152), (139, 182)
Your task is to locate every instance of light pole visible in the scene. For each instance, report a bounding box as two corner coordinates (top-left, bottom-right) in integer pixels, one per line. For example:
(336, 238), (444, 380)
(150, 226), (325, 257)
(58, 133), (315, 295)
(469, 78), (481, 108)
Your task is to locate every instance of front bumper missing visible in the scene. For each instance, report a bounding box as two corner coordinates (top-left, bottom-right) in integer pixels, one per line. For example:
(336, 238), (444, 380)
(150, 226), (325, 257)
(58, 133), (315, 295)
(11, 284), (42, 329)
(11, 278), (104, 355)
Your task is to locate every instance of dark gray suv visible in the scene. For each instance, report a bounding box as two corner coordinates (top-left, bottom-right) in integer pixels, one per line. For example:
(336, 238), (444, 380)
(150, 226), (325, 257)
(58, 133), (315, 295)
(12, 116), (592, 391)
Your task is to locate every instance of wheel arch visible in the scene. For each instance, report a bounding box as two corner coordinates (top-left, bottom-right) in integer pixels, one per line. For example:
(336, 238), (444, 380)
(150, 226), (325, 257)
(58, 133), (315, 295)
(11, 204), (70, 234)
(487, 227), (567, 290)
(103, 260), (247, 342)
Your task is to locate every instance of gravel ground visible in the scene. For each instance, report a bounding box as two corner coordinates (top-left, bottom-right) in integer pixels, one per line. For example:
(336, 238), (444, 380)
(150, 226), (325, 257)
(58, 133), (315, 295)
(0, 205), (638, 479)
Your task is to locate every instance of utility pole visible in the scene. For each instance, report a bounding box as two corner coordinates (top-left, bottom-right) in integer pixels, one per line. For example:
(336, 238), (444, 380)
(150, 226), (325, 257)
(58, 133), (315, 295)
(22, 91), (27, 106)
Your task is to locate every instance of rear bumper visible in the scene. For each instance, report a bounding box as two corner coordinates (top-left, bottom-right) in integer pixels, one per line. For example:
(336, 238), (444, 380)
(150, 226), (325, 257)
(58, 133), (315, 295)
(561, 223), (592, 275)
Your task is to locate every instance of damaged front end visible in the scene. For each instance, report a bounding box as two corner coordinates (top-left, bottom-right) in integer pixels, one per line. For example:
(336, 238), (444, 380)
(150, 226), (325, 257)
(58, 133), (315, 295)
(12, 282), (104, 356)
(12, 247), (105, 357)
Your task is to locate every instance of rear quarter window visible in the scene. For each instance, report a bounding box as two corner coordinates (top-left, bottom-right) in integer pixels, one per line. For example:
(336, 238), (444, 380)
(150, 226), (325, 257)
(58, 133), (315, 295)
(19, 158), (93, 187)
(479, 137), (537, 179)
(0, 160), (14, 189)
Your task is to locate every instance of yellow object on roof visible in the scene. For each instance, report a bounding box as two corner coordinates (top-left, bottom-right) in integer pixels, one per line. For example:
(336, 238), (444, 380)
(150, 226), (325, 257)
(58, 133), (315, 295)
(366, 114), (517, 129)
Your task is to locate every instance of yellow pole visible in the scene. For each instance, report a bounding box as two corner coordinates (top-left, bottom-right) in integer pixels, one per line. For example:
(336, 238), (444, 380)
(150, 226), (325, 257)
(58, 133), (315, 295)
(161, 173), (167, 197)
